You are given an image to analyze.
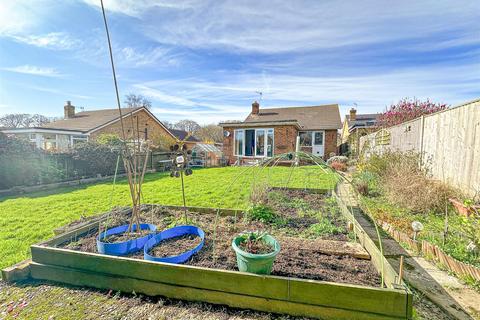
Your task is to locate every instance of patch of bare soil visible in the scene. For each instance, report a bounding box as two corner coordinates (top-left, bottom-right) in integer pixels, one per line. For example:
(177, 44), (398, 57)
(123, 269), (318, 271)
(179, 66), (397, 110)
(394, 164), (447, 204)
(104, 230), (151, 243)
(148, 234), (202, 257)
(59, 202), (380, 286)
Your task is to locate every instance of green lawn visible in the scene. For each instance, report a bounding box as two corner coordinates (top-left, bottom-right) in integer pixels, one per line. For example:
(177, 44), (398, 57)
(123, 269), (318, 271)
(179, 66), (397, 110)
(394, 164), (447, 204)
(0, 166), (337, 270)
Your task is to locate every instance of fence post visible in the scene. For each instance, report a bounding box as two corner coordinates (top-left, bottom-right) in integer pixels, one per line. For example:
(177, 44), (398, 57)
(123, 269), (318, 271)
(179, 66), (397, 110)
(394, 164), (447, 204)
(419, 115), (425, 167)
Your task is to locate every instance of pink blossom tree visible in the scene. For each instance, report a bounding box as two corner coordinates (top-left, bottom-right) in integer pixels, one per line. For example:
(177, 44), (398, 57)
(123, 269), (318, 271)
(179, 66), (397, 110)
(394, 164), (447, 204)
(378, 98), (448, 127)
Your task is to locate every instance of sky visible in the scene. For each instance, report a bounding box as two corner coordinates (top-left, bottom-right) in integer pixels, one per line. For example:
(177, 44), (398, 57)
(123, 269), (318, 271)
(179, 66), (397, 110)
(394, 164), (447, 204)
(0, 0), (479, 124)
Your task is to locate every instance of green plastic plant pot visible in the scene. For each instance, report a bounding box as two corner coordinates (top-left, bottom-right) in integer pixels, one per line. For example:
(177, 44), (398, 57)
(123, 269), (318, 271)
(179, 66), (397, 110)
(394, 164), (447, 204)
(231, 235), (281, 275)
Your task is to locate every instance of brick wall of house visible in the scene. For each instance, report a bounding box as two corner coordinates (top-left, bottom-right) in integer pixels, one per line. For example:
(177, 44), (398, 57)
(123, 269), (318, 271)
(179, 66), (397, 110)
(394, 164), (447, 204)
(222, 126), (338, 163)
(324, 129), (338, 157)
(89, 109), (176, 149)
(273, 125), (297, 155)
(222, 125), (298, 164)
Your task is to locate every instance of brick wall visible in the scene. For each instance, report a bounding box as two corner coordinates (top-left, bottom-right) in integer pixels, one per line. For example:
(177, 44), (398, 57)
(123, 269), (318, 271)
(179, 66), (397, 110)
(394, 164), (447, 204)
(222, 125), (298, 164)
(222, 126), (338, 163)
(90, 109), (176, 149)
(324, 129), (338, 157)
(273, 125), (297, 155)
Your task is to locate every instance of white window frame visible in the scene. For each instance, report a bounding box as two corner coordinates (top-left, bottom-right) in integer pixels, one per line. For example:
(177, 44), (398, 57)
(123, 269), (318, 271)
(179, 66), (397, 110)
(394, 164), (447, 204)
(71, 135), (89, 146)
(234, 128), (274, 158)
(299, 131), (324, 147)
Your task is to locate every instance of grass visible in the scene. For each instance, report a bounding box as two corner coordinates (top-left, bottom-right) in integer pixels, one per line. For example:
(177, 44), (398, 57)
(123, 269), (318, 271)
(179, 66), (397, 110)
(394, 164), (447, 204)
(0, 166), (337, 270)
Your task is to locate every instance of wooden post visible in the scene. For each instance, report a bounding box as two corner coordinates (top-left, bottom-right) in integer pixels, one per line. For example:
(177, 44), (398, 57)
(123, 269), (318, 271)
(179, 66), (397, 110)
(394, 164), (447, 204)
(398, 256), (404, 284)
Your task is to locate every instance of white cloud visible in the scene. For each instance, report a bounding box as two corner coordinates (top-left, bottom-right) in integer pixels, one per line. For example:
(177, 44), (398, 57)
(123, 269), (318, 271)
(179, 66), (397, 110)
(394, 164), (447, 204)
(82, 0), (480, 53)
(27, 85), (92, 99)
(10, 32), (81, 50)
(134, 84), (197, 106)
(135, 60), (480, 124)
(1, 65), (63, 77)
(82, 0), (196, 17)
(119, 47), (180, 67)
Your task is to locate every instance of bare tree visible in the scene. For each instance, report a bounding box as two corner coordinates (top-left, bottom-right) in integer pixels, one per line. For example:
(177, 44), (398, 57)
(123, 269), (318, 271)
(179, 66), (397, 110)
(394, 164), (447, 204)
(0, 114), (50, 128)
(196, 124), (223, 143)
(124, 93), (152, 109)
(174, 119), (201, 134)
(162, 120), (175, 130)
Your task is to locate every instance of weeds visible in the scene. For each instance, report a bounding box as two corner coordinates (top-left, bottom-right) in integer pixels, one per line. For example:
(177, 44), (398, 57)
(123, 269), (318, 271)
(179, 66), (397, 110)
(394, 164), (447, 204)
(303, 218), (344, 238)
(247, 204), (278, 224)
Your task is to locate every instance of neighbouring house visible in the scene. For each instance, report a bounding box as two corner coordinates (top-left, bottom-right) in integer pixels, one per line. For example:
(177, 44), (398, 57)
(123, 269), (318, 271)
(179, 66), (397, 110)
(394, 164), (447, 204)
(219, 101), (342, 164)
(339, 108), (379, 156)
(1, 101), (183, 152)
(169, 129), (201, 150)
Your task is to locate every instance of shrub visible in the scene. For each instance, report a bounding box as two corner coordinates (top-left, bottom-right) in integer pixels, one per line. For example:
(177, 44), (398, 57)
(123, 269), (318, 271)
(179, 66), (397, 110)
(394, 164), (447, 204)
(360, 151), (461, 214)
(330, 161), (347, 172)
(378, 98), (448, 127)
(353, 170), (380, 196)
(0, 133), (66, 189)
(326, 155), (348, 165)
(72, 141), (120, 176)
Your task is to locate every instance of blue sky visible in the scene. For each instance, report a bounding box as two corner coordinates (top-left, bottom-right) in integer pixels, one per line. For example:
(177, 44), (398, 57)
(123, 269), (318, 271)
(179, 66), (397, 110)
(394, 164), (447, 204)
(0, 0), (479, 124)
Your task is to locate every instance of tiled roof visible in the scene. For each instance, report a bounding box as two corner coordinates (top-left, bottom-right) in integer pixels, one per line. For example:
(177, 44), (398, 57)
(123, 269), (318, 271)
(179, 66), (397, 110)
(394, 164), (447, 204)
(169, 129), (200, 142)
(244, 104), (342, 130)
(41, 107), (142, 132)
(347, 113), (380, 131)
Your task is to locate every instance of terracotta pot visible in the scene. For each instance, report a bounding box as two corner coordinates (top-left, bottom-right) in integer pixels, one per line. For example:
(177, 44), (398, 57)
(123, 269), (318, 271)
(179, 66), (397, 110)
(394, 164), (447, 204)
(449, 198), (476, 217)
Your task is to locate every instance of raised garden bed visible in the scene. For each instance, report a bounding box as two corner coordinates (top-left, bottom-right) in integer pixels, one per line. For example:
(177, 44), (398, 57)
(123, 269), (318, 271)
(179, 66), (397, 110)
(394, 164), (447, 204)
(3, 189), (412, 319)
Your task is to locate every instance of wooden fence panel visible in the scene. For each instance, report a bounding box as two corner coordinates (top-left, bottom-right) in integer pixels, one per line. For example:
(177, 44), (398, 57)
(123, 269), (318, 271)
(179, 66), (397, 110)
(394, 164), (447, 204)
(360, 99), (480, 196)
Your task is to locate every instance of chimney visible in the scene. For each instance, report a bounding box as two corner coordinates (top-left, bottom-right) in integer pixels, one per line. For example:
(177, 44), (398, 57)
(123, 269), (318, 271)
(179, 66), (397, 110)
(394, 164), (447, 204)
(251, 101), (260, 115)
(64, 101), (75, 119)
(349, 107), (357, 121)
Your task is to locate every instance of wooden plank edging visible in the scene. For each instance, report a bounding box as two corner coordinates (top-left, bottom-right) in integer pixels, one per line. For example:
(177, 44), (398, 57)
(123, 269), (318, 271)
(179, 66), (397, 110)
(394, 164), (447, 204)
(30, 245), (408, 318)
(378, 219), (480, 282)
(29, 262), (404, 320)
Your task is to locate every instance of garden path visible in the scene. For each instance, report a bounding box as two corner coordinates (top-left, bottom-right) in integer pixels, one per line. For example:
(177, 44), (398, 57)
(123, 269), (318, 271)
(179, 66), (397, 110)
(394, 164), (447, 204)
(337, 180), (478, 320)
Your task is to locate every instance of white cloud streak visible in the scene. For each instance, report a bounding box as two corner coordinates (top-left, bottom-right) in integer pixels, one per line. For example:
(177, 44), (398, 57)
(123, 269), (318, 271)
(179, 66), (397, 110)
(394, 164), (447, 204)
(83, 0), (480, 53)
(135, 61), (480, 124)
(10, 32), (82, 50)
(1, 65), (63, 77)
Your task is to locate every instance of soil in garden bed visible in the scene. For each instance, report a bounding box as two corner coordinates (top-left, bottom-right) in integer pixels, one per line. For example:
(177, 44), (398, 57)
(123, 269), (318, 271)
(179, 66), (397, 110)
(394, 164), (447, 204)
(59, 191), (380, 287)
(148, 234), (202, 258)
(104, 230), (151, 243)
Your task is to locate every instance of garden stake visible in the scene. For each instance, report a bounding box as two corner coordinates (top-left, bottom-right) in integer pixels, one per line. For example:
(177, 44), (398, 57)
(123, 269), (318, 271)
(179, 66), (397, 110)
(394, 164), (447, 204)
(398, 255), (404, 284)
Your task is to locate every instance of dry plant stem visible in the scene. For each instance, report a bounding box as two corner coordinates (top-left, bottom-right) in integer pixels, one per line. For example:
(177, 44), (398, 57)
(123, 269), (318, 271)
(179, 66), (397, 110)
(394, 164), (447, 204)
(101, 0), (146, 236)
(180, 170), (188, 223)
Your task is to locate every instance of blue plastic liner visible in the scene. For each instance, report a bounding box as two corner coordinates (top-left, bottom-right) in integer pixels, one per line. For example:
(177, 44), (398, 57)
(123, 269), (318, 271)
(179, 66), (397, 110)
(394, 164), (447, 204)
(144, 225), (205, 264)
(97, 223), (157, 256)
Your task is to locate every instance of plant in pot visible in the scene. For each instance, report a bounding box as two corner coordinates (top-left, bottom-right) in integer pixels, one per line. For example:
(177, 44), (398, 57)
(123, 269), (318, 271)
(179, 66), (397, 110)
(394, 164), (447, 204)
(232, 231), (280, 275)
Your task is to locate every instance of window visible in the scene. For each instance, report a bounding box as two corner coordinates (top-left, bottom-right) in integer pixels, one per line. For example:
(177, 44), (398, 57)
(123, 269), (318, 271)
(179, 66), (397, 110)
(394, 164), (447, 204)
(234, 130), (244, 156)
(255, 129), (265, 156)
(299, 131), (312, 146)
(72, 135), (88, 146)
(43, 133), (57, 150)
(234, 128), (273, 157)
(314, 131), (323, 145)
(267, 129), (274, 157)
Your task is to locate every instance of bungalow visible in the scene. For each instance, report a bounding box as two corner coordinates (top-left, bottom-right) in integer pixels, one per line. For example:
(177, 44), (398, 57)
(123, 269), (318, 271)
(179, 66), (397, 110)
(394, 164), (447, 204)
(339, 108), (379, 156)
(219, 102), (342, 164)
(1, 101), (195, 152)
